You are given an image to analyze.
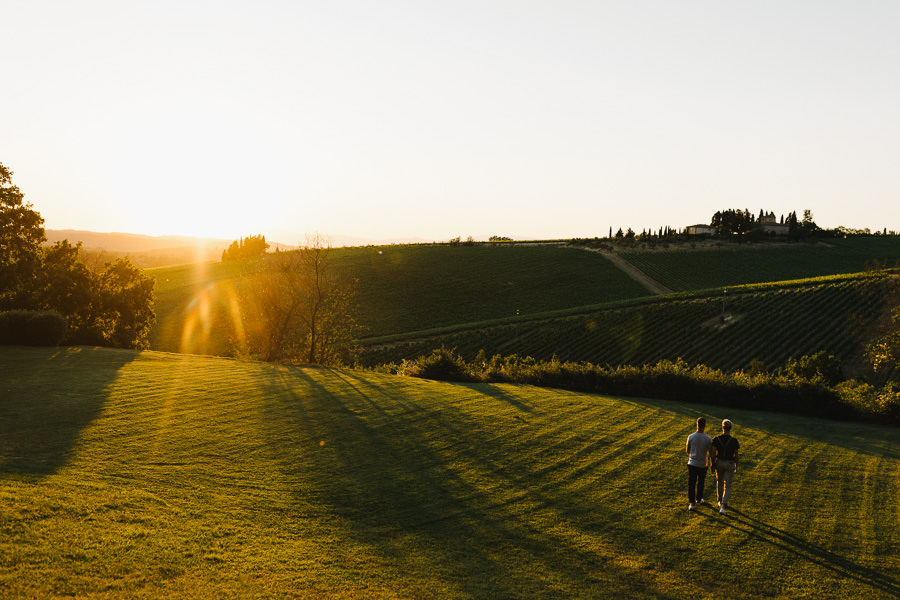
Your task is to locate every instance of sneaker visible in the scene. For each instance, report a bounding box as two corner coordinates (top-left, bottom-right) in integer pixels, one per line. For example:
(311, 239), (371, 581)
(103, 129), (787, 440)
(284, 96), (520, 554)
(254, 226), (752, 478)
(719, 507), (726, 515)
(697, 499), (706, 505)
(688, 503), (695, 511)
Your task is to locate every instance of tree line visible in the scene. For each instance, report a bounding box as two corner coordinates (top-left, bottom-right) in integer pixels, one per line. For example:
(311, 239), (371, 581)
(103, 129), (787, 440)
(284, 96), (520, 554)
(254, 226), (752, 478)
(593, 207), (896, 249)
(0, 163), (154, 348)
(222, 234), (269, 261)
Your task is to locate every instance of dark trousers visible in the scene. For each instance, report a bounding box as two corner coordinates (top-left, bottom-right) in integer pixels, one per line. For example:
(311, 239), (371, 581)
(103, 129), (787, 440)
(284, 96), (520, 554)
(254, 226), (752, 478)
(687, 465), (708, 503)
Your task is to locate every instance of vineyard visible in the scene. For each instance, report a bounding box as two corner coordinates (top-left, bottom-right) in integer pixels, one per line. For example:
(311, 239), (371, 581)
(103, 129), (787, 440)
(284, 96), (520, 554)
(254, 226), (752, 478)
(358, 274), (897, 375)
(147, 244), (651, 355)
(144, 238), (900, 369)
(617, 236), (900, 292)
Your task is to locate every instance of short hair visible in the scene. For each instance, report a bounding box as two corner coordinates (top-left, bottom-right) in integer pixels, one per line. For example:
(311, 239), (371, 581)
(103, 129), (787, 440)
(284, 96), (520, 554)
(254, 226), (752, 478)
(697, 417), (706, 429)
(722, 419), (733, 430)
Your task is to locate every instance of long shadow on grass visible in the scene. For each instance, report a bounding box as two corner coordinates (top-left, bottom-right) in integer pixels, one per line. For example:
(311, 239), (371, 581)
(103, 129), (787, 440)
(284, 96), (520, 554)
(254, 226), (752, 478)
(0, 346), (136, 478)
(262, 366), (686, 598)
(720, 508), (900, 597)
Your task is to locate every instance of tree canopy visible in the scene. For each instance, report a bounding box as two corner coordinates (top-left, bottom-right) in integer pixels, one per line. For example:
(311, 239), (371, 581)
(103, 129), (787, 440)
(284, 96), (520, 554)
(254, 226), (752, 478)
(240, 234), (361, 364)
(867, 305), (900, 377)
(222, 235), (269, 261)
(0, 162), (155, 348)
(0, 164), (46, 305)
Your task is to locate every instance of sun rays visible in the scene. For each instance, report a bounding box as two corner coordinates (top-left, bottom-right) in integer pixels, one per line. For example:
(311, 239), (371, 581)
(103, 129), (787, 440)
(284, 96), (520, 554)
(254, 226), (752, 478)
(178, 262), (248, 357)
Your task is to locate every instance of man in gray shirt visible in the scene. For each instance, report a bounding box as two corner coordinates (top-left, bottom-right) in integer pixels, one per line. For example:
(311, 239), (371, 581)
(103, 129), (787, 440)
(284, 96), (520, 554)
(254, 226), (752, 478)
(685, 417), (713, 511)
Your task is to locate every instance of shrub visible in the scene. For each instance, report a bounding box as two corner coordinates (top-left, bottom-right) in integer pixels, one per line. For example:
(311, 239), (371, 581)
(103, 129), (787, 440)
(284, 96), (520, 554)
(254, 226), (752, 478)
(0, 310), (66, 346)
(780, 351), (843, 386)
(399, 348), (473, 382)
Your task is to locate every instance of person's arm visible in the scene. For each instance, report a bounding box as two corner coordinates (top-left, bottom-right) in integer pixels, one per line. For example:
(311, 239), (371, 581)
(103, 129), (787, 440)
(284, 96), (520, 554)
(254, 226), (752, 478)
(686, 439), (691, 458)
(733, 449), (739, 473)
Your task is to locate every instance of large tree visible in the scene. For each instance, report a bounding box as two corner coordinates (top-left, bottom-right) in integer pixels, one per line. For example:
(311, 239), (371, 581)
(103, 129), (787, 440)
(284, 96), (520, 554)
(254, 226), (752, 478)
(0, 162), (155, 348)
(0, 163), (45, 306)
(241, 234), (361, 364)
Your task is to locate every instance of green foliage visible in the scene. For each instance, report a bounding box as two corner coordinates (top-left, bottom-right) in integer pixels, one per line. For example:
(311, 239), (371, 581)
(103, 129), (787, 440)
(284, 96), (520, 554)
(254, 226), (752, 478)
(866, 305), (900, 373)
(386, 351), (875, 422)
(27, 242), (156, 348)
(711, 208), (755, 237)
(780, 351), (844, 386)
(239, 237), (361, 364)
(221, 234), (269, 261)
(92, 258), (156, 348)
(835, 380), (900, 420)
(0, 162), (46, 305)
(398, 347), (473, 382)
(0, 309), (66, 345)
(0, 166), (155, 349)
(31, 240), (95, 338)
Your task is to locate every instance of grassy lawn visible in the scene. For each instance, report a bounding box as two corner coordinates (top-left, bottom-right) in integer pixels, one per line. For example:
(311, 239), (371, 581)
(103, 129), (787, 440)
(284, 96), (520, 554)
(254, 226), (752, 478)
(2, 346), (900, 598)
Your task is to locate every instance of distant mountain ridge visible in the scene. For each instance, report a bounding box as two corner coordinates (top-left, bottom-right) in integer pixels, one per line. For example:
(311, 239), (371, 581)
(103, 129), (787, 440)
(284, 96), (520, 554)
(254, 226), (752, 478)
(45, 230), (233, 253)
(45, 230), (431, 254)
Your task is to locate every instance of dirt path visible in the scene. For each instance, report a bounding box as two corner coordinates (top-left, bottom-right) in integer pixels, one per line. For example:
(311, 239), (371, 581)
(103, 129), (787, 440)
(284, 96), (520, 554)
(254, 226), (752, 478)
(594, 250), (675, 295)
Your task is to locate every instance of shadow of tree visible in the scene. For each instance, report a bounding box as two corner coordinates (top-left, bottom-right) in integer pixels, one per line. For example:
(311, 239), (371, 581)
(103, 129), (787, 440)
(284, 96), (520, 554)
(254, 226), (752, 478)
(0, 346), (136, 477)
(721, 508), (900, 597)
(257, 366), (696, 597)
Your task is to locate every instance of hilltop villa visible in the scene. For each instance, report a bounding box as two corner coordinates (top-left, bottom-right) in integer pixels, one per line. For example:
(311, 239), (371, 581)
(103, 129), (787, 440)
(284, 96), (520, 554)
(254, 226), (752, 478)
(760, 212), (790, 235)
(686, 224), (716, 235)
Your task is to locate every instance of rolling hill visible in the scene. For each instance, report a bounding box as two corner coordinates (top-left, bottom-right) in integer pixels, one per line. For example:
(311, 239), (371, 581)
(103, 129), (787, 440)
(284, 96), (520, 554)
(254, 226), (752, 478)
(146, 238), (900, 376)
(146, 244), (651, 356)
(2, 346), (899, 598)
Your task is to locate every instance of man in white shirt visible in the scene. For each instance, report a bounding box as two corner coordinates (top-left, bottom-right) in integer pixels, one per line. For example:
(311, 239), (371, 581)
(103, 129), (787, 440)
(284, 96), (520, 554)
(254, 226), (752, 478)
(685, 417), (713, 511)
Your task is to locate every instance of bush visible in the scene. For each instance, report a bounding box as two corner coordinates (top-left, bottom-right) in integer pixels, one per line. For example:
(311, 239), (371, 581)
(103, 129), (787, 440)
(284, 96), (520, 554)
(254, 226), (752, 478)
(0, 310), (66, 346)
(399, 348), (473, 382)
(780, 351), (843, 386)
(837, 380), (900, 421)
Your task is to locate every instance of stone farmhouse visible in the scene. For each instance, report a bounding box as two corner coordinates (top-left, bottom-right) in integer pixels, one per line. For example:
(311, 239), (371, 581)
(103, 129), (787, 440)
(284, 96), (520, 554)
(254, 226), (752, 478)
(686, 224), (716, 235)
(759, 212), (790, 235)
(686, 212), (790, 236)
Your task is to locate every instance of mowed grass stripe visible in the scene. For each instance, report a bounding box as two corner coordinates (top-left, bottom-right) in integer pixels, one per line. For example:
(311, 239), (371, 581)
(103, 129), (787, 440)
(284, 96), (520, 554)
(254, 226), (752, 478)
(3, 347), (900, 598)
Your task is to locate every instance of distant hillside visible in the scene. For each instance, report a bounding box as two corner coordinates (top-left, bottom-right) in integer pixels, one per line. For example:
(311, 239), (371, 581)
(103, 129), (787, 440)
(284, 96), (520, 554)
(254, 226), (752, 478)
(45, 229), (232, 253)
(147, 244), (648, 356)
(44, 229), (432, 267)
(44, 230), (242, 268)
(358, 273), (897, 379)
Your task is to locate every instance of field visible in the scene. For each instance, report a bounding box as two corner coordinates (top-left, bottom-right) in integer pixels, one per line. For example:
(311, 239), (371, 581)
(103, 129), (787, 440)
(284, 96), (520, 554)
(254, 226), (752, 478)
(618, 237), (900, 292)
(360, 274), (897, 374)
(145, 239), (900, 372)
(3, 346), (900, 598)
(146, 244), (650, 357)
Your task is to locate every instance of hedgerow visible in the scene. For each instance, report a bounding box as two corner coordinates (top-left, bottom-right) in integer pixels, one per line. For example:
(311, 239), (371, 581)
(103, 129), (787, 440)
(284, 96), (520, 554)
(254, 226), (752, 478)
(0, 310), (67, 346)
(381, 349), (894, 424)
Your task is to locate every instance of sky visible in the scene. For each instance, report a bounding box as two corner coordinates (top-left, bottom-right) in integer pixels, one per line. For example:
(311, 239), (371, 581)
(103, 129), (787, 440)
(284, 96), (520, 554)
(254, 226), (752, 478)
(2, 1), (899, 244)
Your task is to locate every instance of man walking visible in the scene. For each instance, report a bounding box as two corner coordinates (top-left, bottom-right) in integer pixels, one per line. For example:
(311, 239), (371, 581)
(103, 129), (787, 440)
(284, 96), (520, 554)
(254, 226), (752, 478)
(712, 419), (740, 515)
(685, 417), (713, 511)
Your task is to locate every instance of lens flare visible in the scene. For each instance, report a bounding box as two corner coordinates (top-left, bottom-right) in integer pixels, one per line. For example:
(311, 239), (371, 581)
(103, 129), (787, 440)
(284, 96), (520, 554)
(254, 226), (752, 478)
(178, 261), (248, 357)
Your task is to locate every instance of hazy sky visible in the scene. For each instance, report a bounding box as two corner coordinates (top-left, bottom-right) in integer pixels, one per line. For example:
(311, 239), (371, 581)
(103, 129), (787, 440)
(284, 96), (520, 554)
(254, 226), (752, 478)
(3, 1), (898, 243)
